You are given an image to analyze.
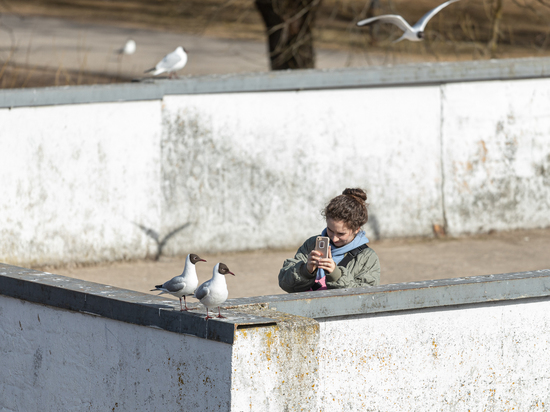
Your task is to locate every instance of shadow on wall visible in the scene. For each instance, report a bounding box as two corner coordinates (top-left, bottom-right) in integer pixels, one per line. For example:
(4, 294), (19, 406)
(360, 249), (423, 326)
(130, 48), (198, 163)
(133, 222), (191, 260)
(368, 214), (381, 240)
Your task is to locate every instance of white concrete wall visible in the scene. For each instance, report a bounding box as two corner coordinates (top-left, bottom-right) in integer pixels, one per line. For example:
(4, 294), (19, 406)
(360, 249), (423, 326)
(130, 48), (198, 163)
(0, 101), (162, 266)
(2, 73), (550, 265)
(3, 270), (550, 411)
(318, 299), (550, 411)
(160, 87), (443, 253)
(0, 293), (319, 411)
(0, 295), (232, 411)
(230, 310), (319, 411)
(442, 79), (550, 234)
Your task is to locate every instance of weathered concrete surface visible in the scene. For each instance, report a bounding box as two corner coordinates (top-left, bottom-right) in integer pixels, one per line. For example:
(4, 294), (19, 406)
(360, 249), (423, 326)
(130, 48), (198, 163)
(0, 294), (234, 411)
(0, 264), (319, 411)
(442, 79), (550, 234)
(160, 87), (443, 253)
(0, 100), (162, 266)
(231, 308), (320, 411)
(317, 298), (550, 410)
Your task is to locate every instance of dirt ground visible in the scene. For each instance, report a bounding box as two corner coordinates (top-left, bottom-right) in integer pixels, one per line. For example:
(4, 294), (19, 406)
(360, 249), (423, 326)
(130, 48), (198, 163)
(49, 227), (550, 302)
(3, 0), (550, 88)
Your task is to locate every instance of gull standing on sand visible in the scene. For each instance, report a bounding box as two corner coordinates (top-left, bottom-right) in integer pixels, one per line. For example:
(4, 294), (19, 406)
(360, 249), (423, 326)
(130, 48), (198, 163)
(144, 46), (188, 78)
(356, 0), (460, 43)
(194, 263), (235, 319)
(150, 253), (206, 311)
(117, 39), (136, 55)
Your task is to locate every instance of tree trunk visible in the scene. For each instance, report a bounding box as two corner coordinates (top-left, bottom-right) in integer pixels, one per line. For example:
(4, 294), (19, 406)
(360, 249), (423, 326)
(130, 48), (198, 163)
(487, 0), (503, 56)
(255, 0), (321, 70)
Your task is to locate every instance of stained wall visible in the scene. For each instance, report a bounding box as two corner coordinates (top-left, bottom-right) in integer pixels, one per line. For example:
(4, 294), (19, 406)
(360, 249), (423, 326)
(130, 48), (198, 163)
(2, 59), (550, 265)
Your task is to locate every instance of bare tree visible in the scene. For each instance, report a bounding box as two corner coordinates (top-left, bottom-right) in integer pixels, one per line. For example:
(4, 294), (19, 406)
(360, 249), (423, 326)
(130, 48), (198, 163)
(486, 0), (504, 55)
(255, 0), (322, 70)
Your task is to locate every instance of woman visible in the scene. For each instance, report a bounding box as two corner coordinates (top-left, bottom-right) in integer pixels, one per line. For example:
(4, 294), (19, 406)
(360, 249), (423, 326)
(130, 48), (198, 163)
(278, 188), (380, 293)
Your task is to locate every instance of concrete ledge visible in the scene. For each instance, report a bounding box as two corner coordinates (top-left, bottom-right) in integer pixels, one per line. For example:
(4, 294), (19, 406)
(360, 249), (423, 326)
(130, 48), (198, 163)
(2, 57), (550, 108)
(228, 269), (550, 319)
(3, 262), (550, 336)
(0, 263), (276, 344)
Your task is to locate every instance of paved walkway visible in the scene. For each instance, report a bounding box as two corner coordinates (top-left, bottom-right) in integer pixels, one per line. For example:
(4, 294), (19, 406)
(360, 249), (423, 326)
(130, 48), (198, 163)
(51, 228), (550, 299)
(0, 13), (389, 80)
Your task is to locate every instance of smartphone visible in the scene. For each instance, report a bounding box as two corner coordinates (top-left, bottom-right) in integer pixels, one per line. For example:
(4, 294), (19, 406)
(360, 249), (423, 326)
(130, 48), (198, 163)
(315, 236), (330, 259)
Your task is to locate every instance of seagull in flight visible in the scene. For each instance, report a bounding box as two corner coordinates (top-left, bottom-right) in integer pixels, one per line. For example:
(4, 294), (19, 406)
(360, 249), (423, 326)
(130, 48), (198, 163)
(144, 46), (188, 78)
(356, 0), (460, 43)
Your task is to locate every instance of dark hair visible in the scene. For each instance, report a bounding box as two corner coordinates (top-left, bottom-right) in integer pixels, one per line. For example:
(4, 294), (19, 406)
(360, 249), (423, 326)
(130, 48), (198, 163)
(322, 188), (368, 231)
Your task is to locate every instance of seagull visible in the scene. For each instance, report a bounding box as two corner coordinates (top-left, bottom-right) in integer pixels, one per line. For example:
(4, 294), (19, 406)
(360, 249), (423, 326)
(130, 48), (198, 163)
(150, 253), (206, 311)
(144, 46), (188, 79)
(356, 0), (460, 43)
(116, 39), (136, 55)
(194, 263), (235, 320)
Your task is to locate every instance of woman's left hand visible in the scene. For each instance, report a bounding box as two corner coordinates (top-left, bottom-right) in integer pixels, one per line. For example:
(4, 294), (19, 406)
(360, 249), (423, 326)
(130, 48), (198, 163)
(317, 247), (336, 274)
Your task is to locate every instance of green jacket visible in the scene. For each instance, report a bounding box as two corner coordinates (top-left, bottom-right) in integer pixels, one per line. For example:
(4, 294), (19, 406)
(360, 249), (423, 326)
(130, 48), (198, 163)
(278, 235), (381, 293)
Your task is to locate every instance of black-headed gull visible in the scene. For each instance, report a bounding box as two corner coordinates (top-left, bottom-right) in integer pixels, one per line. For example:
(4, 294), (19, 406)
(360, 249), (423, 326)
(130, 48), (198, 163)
(144, 46), (188, 78)
(117, 39), (136, 55)
(357, 0), (460, 43)
(151, 253), (206, 311)
(194, 263), (235, 320)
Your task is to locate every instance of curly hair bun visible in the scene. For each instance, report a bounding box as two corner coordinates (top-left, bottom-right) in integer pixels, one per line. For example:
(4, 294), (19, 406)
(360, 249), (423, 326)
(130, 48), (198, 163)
(342, 188), (367, 204)
(323, 188), (369, 230)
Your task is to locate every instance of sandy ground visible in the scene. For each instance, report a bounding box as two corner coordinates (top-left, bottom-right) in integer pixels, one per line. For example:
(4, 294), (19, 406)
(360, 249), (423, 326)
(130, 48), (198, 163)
(0, 13), (393, 82)
(49, 228), (550, 302)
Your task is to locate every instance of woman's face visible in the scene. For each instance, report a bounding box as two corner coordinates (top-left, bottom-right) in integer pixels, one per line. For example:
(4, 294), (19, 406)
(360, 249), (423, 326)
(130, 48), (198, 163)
(326, 218), (359, 248)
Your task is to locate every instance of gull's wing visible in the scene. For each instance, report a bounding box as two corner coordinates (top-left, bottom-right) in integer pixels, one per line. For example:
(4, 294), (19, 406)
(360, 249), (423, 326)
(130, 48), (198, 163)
(414, 0), (460, 31)
(357, 15), (413, 33)
(194, 283), (210, 300)
(157, 51), (182, 70)
(162, 277), (184, 293)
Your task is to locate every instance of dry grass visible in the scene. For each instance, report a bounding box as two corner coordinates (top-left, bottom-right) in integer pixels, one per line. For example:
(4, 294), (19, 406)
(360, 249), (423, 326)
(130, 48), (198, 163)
(2, 0), (550, 88)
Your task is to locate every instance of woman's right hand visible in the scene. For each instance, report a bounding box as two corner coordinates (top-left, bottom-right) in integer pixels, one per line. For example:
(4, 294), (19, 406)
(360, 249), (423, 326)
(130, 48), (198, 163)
(307, 250), (322, 273)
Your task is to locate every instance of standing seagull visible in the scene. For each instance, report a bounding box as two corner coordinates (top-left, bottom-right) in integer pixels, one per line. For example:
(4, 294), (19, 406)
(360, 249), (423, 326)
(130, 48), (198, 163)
(194, 263), (235, 320)
(117, 39), (136, 55)
(150, 253), (206, 311)
(144, 46), (188, 78)
(356, 0), (460, 43)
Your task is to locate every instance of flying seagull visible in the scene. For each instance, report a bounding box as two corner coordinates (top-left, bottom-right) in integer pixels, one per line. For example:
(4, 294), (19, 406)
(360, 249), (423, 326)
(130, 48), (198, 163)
(150, 253), (206, 311)
(356, 0), (460, 43)
(144, 46), (188, 78)
(194, 263), (235, 320)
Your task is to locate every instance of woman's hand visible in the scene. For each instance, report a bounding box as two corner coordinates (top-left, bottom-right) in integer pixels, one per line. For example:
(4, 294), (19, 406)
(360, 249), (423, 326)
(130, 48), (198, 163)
(307, 248), (336, 274)
(307, 250), (322, 273)
(317, 247), (336, 274)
